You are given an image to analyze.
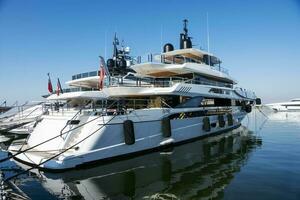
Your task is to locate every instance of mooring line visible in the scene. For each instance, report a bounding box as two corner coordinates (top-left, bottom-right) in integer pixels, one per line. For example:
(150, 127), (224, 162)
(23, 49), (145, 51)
(4, 115), (116, 182)
(1, 101), (120, 163)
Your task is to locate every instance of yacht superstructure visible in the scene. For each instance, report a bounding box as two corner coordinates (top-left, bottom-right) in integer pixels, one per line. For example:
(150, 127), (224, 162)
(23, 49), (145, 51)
(9, 20), (259, 171)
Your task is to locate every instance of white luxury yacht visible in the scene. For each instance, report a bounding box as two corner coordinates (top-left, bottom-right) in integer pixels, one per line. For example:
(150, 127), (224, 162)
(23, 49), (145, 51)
(8, 20), (260, 171)
(266, 98), (300, 112)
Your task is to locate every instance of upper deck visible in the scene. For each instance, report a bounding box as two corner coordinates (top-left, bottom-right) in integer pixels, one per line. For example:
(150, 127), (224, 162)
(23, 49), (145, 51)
(162, 48), (213, 63)
(131, 48), (235, 84)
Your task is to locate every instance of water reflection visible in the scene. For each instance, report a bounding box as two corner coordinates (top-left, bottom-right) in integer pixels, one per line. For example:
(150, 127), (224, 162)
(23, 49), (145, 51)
(15, 126), (261, 200)
(267, 112), (300, 123)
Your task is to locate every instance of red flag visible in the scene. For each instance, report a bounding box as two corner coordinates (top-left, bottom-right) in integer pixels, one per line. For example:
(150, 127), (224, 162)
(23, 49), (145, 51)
(47, 73), (53, 93)
(57, 78), (63, 96)
(99, 62), (105, 90)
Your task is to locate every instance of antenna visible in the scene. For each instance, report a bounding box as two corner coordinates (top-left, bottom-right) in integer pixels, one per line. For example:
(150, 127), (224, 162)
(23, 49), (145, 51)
(160, 24), (163, 52)
(104, 30), (107, 60)
(183, 19), (188, 35)
(206, 13), (210, 53)
(113, 33), (119, 58)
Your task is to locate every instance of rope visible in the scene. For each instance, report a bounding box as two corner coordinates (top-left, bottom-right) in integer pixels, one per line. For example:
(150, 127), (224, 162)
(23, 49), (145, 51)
(0, 115), (101, 163)
(256, 106), (269, 119)
(5, 115), (116, 182)
(60, 109), (82, 137)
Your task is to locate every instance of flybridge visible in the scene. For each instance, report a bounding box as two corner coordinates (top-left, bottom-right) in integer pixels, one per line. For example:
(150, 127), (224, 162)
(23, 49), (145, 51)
(100, 19), (227, 79)
(162, 19), (223, 70)
(129, 19), (230, 82)
(66, 19), (229, 86)
(136, 48), (228, 75)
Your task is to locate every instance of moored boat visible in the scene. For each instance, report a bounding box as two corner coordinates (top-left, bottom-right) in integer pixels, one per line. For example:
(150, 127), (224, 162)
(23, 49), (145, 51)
(265, 98), (300, 112)
(8, 20), (259, 171)
(0, 102), (44, 134)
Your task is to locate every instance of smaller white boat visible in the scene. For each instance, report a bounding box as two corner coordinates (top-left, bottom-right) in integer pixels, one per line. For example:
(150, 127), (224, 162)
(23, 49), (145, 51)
(0, 102), (44, 133)
(266, 98), (300, 112)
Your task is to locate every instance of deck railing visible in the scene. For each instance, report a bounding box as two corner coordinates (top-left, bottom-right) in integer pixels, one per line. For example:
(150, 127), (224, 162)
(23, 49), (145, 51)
(48, 74), (232, 97)
(107, 75), (232, 89)
(137, 53), (229, 75)
(72, 71), (99, 80)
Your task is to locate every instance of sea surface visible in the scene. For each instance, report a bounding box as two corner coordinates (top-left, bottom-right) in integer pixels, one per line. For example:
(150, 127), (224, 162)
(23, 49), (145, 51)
(0, 109), (300, 200)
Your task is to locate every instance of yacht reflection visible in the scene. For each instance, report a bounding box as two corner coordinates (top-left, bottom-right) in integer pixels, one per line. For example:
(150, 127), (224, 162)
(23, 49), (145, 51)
(25, 126), (261, 199)
(267, 112), (300, 123)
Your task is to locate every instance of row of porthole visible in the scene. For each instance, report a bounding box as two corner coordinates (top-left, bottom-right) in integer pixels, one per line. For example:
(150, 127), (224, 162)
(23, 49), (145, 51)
(203, 114), (233, 132)
(122, 114), (234, 145)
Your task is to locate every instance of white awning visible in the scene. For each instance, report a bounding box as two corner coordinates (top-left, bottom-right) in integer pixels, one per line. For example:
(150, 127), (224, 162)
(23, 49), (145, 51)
(47, 91), (107, 101)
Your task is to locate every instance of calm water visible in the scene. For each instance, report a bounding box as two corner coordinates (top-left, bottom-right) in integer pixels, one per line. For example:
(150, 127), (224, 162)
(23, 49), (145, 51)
(1, 109), (300, 199)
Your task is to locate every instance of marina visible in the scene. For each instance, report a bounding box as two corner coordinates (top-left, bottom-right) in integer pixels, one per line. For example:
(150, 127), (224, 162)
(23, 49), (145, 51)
(0, 0), (299, 199)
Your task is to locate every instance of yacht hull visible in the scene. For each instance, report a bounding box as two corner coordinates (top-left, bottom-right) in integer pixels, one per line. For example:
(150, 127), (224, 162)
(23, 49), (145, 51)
(11, 111), (246, 171)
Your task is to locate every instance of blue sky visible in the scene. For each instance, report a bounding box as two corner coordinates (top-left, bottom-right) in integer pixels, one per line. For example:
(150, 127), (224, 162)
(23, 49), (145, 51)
(0, 0), (299, 104)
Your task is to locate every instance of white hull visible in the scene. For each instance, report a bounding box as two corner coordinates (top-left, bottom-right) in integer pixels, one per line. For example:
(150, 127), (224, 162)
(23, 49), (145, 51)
(10, 108), (246, 170)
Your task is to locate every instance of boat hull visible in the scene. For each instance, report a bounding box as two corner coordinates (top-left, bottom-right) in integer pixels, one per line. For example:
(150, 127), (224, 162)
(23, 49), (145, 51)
(11, 112), (246, 171)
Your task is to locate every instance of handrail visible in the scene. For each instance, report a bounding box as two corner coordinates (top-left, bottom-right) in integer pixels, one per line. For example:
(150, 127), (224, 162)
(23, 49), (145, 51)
(22, 106), (42, 120)
(60, 109), (82, 138)
(59, 100), (118, 138)
(211, 65), (229, 75)
(101, 74), (234, 90)
(136, 52), (229, 74)
(161, 99), (173, 109)
(72, 70), (99, 80)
